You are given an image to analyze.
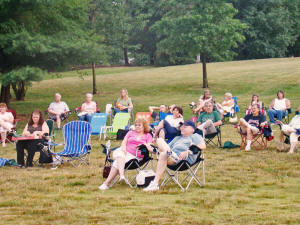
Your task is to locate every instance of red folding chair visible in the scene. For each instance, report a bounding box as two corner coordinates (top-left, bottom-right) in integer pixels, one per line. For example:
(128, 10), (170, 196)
(235, 125), (268, 151)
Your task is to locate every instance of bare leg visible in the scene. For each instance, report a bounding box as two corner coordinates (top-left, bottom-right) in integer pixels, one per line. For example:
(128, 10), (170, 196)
(154, 138), (175, 183)
(116, 156), (126, 178)
(154, 120), (164, 137)
(56, 115), (61, 128)
(1, 132), (6, 147)
(288, 132), (299, 154)
(104, 167), (119, 186)
(158, 129), (165, 139)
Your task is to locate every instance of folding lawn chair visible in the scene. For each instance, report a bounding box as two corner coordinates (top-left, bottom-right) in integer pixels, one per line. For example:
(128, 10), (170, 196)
(49, 121), (92, 167)
(105, 113), (130, 139)
(235, 125), (270, 151)
(90, 113), (108, 140)
(160, 144), (205, 191)
(195, 127), (222, 148)
(136, 112), (152, 124)
(44, 109), (71, 125)
(101, 142), (153, 188)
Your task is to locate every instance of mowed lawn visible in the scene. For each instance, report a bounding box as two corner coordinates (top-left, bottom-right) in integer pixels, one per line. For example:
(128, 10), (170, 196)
(1, 58), (300, 225)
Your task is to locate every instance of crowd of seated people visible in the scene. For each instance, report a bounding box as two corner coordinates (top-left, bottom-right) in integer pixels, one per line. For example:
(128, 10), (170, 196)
(1, 87), (298, 184)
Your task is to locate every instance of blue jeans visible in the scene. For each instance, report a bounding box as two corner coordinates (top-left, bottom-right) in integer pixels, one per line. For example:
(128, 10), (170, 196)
(268, 109), (286, 123)
(78, 114), (92, 123)
(113, 108), (128, 116)
(160, 120), (179, 143)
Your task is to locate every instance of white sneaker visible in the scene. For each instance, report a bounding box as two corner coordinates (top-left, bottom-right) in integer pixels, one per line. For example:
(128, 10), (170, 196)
(143, 181), (159, 192)
(98, 183), (109, 190)
(245, 144), (251, 151)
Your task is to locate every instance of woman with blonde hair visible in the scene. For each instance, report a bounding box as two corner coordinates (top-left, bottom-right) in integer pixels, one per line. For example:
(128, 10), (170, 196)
(99, 118), (153, 190)
(216, 92), (235, 118)
(114, 88), (133, 115)
(0, 103), (14, 147)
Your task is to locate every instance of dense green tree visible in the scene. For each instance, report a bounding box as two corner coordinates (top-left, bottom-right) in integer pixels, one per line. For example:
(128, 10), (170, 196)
(152, 0), (246, 87)
(0, 0), (103, 103)
(229, 0), (300, 59)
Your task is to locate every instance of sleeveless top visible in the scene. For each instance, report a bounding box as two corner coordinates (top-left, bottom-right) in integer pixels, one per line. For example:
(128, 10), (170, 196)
(273, 98), (286, 111)
(27, 124), (43, 134)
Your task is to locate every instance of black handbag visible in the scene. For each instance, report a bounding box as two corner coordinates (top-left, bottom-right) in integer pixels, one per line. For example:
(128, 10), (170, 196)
(102, 153), (111, 178)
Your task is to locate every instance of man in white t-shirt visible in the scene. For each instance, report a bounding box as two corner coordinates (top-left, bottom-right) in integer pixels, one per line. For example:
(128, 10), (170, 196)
(48, 93), (70, 128)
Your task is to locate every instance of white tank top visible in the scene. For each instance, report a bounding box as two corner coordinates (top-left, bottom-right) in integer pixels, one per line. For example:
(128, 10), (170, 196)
(273, 98), (286, 111)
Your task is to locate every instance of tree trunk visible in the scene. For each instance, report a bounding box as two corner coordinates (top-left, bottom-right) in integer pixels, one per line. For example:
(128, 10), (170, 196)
(0, 85), (11, 106)
(201, 53), (208, 88)
(124, 48), (129, 66)
(12, 81), (26, 101)
(92, 62), (98, 94)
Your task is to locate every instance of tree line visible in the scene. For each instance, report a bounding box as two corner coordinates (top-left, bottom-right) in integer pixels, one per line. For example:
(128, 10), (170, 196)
(1, 0), (300, 104)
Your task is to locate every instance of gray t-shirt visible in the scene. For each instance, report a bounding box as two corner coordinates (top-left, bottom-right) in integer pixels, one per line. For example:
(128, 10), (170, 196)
(48, 101), (69, 114)
(169, 133), (204, 164)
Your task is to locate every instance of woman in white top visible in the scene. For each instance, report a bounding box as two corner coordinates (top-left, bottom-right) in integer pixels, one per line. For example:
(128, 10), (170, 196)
(216, 92), (235, 118)
(268, 90), (291, 124)
(193, 90), (214, 115)
(78, 93), (97, 123)
(277, 105), (300, 154)
(154, 106), (184, 142)
(0, 103), (14, 147)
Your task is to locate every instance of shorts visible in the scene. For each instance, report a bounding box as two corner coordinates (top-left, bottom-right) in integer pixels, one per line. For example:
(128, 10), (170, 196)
(50, 114), (67, 121)
(112, 147), (141, 169)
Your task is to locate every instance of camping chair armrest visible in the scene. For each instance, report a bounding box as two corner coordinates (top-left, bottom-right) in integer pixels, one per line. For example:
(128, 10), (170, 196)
(189, 145), (202, 155)
(14, 118), (22, 122)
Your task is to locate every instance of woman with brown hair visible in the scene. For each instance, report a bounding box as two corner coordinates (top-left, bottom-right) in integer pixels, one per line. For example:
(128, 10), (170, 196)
(0, 103), (14, 147)
(99, 118), (153, 190)
(16, 110), (49, 168)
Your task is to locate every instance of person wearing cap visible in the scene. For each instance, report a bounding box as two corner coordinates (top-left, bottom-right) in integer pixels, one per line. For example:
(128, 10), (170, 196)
(143, 120), (206, 192)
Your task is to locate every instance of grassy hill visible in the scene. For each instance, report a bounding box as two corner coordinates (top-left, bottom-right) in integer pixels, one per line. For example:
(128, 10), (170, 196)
(1, 58), (300, 225)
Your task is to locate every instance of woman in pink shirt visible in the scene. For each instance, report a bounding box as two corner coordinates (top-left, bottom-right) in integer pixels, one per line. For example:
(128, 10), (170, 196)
(99, 118), (153, 190)
(78, 93), (97, 123)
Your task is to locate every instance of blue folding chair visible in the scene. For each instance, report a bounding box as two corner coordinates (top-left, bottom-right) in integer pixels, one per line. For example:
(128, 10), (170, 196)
(49, 121), (92, 167)
(91, 113), (107, 140)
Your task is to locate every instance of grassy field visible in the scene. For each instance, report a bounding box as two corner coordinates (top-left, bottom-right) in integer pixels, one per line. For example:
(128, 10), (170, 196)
(1, 58), (300, 225)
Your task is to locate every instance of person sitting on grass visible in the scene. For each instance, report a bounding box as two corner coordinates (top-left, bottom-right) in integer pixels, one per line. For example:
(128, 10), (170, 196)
(48, 93), (70, 129)
(277, 105), (300, 154)
(154, 106), (184, 141)
(16, 110), (49, 168)
(197, 102), (222, 136)
(192, 90), (214, 115)
(143, 120), (206, 192)
(216, 92), (235, 119)
(113, 88), (133, 115)
(268, 90), (291, 125)
(0, 103), (14, 147)
(99, 118), (153, 190)
(78, 93), (97, 123)
(238, 104), (267, 151)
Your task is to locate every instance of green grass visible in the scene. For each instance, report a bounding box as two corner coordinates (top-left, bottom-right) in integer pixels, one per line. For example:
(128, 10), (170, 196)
(1, 58), (300, 225)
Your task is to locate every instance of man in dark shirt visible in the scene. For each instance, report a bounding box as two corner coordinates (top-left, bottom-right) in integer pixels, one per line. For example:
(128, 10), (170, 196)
(238, 104), (267, 151)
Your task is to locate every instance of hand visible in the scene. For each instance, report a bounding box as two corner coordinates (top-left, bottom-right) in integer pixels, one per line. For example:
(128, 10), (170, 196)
(23, 131), (31, 137)
(179, 151), (189, 160)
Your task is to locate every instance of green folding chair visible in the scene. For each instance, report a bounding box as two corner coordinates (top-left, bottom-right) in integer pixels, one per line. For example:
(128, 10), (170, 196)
(46, 119), (56, 150)
(105, 113), (130, 139)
